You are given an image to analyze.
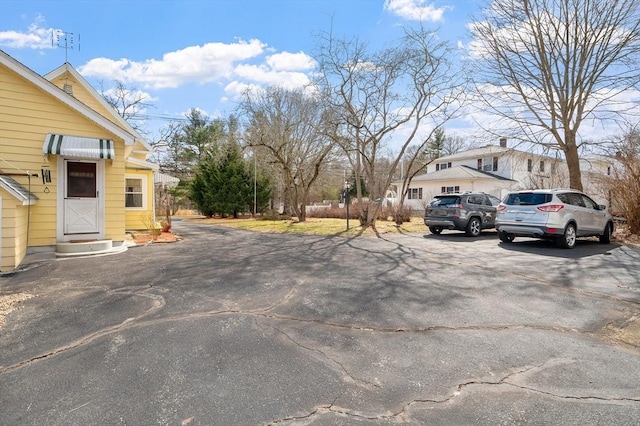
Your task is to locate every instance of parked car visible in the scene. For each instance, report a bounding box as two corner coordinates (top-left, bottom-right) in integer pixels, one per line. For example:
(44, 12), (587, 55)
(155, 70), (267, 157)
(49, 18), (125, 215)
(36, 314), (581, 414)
(495, 189), (614, 249)
(424, 192), (502, 237)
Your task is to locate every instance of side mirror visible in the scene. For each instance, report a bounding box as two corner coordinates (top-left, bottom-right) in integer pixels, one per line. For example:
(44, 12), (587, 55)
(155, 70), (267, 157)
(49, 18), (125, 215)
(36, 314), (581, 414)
(597, 204), (607, 211)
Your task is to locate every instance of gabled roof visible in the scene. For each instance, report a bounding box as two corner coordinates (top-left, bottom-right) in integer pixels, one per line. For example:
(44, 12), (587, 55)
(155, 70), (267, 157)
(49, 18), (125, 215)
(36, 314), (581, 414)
(435, 144), (561, 162)
(0, 175), (38, 205)
(405, 165), (515, 183)
(0, 50), (135, 145)
(434, 146), (513, 162)
(44, 63), (153, 153)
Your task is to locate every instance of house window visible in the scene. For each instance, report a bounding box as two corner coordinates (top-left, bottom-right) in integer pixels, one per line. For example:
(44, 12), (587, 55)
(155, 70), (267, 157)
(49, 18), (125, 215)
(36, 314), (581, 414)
(540, 160), (545, 173)
(527, 159), (533, 172)
(408, 188), (423, 200)
(440, 186), (460, 194)
(479, 157), (498, 172)
(125, 176), (146, 209)
(67, 162), (96, 197)
(435, 162), (452, 171)
(607, 166), (611, 176)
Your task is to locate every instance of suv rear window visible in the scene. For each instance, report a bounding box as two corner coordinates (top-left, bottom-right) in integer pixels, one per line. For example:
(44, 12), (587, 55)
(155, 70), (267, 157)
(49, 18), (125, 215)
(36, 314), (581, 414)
(504, 193), (553, 206)
(429, 196), (460, 206)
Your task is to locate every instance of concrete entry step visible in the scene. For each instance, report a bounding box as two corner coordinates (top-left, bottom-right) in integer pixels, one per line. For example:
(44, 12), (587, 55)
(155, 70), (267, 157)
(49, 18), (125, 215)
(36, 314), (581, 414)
(55, 240), (127, 258)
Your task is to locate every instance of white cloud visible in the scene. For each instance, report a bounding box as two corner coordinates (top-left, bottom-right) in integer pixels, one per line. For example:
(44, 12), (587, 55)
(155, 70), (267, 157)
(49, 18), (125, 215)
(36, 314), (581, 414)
(383, 0), (449, 22)
(79, 39), (267, 89)
(234, 63), (312, 88)
(265, 51), (316, 71)
(224, 81), (264, 99)
(0, 15), (57, 49)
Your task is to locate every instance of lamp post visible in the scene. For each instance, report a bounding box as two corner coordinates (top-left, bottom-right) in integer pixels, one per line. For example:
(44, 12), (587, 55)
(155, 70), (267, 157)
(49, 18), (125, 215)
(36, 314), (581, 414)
(253, 154), (257, 217)
(344, 180), (351, 231)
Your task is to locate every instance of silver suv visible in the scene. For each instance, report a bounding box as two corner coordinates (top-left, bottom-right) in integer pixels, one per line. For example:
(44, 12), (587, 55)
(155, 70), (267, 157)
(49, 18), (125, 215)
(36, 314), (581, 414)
(495, 189), (614, 248)
(424, 192), (501, 237)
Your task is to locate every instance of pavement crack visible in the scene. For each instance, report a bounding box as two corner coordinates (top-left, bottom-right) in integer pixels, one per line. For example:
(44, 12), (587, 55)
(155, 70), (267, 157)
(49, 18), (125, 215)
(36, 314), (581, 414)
(254, 286), (298, 314)
(255, 318), (381, 390)
(268, 397), (338, 424)
(0, 285), (165, 374)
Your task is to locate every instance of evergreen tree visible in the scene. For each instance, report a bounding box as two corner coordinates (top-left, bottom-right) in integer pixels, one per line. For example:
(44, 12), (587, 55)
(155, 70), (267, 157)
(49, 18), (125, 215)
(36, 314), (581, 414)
(189, 143), (271, 218)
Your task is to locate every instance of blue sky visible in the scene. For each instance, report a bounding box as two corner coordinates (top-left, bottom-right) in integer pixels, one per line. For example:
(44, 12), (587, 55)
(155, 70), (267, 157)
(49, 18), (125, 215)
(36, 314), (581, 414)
(1, 0), (636, 148)
(0, 0), (482, 139)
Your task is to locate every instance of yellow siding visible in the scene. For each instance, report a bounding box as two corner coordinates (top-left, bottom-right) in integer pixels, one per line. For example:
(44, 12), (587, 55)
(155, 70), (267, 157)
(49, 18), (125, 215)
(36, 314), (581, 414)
(48, 73), (120, 125)
(124, 168), (155, 230)
(104, 156), (126, 240)
(1, 61), (127, 247)
(0, 191), (28, 271)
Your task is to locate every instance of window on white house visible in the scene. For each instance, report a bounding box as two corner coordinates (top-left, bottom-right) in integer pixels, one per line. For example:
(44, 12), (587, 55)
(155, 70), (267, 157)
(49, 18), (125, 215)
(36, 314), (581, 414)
(408, 188), (423, 199)
(440, 185), (460, 194)
(479, 157), (498, 172)
(527, 159), (533, 172)
(435, 162), (452, 171)
(540, 160), (545, 173)
(125, 177), (145, 209)
(607, 166), (611, 176)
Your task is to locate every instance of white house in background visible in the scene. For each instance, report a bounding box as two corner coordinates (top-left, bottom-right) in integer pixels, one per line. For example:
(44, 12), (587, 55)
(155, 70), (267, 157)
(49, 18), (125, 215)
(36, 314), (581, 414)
(395, 138), (614, 210)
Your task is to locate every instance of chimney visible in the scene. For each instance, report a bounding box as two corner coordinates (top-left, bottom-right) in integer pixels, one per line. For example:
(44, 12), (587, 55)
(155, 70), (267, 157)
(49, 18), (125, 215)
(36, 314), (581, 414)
(499, 137), (507, 148)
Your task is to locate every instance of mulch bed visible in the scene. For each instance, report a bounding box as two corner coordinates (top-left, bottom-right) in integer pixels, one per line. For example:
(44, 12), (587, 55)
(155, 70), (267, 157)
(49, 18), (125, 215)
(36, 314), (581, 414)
(131, 231), (180, 245)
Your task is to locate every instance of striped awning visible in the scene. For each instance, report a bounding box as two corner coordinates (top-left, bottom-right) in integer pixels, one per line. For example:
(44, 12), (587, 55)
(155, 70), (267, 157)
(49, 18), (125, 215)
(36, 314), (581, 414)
(43, 134), (115, 160)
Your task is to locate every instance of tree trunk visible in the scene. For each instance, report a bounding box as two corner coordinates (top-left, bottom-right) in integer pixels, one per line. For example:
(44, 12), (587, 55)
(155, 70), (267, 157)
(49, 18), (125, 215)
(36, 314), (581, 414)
(564, 132), (583, 191)
(299, 204), (306, 222)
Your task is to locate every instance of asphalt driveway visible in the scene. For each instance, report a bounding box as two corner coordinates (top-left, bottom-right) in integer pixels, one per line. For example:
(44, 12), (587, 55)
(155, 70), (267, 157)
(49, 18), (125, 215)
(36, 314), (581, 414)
(1, 221), (639, 425)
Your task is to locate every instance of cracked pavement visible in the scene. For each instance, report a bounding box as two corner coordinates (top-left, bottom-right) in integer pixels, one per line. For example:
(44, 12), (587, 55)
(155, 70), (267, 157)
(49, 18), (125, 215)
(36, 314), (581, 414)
(1, 220), (639, 425)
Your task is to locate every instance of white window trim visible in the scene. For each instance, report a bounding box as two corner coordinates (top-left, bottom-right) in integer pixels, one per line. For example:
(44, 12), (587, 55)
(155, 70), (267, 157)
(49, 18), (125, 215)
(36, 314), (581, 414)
(125, 174), (148, 210)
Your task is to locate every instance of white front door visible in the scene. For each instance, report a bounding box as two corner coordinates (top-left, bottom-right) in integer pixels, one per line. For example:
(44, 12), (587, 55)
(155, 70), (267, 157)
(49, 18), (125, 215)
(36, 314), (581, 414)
(63, 160), (103, 237)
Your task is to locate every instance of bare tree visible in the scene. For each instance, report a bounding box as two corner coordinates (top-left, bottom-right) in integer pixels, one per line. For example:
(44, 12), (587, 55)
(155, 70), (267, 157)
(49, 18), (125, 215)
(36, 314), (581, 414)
(101, 80), (153, 135)
(607, 128), (640, 233)
(469, 0), (640, 191)
(238, 87), (337, 222)
(317, 26), (466, 228)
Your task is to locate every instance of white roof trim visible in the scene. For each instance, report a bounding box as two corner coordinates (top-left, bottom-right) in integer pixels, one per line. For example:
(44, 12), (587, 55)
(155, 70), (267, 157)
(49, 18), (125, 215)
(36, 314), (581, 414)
(0, 51), (134, 145)
(0, 176), (37, 205)
(44, 63), (152, 152)
(126, 156), (160, 171)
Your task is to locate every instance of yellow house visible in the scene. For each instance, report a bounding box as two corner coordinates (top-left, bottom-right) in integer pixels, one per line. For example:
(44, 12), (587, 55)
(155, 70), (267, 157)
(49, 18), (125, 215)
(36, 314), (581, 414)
(0, 50), (158, 272)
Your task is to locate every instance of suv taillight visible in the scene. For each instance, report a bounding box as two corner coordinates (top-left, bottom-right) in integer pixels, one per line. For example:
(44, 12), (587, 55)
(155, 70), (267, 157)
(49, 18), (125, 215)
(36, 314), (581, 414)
(449, 204), (463, 209)
(537, 204), (564, 212)
(497, 204), (506, 211)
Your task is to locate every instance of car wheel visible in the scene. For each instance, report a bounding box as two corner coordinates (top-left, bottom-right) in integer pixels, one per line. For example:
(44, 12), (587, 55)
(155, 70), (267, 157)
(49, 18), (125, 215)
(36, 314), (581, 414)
(429, 226), (443, 235)
(465, 217), (481, 237)
(498, 231), (515, 243)
(599, 222), (612, 244)
(556, 223), (577, 249)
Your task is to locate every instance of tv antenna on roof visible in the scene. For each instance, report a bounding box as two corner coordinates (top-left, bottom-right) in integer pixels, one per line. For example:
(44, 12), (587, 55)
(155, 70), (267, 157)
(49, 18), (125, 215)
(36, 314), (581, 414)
(52, 30), (80, 62)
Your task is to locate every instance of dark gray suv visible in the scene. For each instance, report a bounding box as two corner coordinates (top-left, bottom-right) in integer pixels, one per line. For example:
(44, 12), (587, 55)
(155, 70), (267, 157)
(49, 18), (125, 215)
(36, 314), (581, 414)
(424, 192), (502, 237)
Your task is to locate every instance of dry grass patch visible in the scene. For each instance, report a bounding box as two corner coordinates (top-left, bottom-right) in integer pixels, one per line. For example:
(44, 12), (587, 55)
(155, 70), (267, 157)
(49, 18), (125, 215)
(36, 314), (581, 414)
(191, 216), (427, 236)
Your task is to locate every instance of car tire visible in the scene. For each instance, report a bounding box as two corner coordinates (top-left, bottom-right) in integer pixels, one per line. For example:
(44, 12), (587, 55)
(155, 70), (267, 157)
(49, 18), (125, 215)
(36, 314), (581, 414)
(556, 223), (577, 249)
(498, 231), (515, 243)
(599, 222), (612, 244)
(429, 226), (443, 235)
(465, 217), (481, 237)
